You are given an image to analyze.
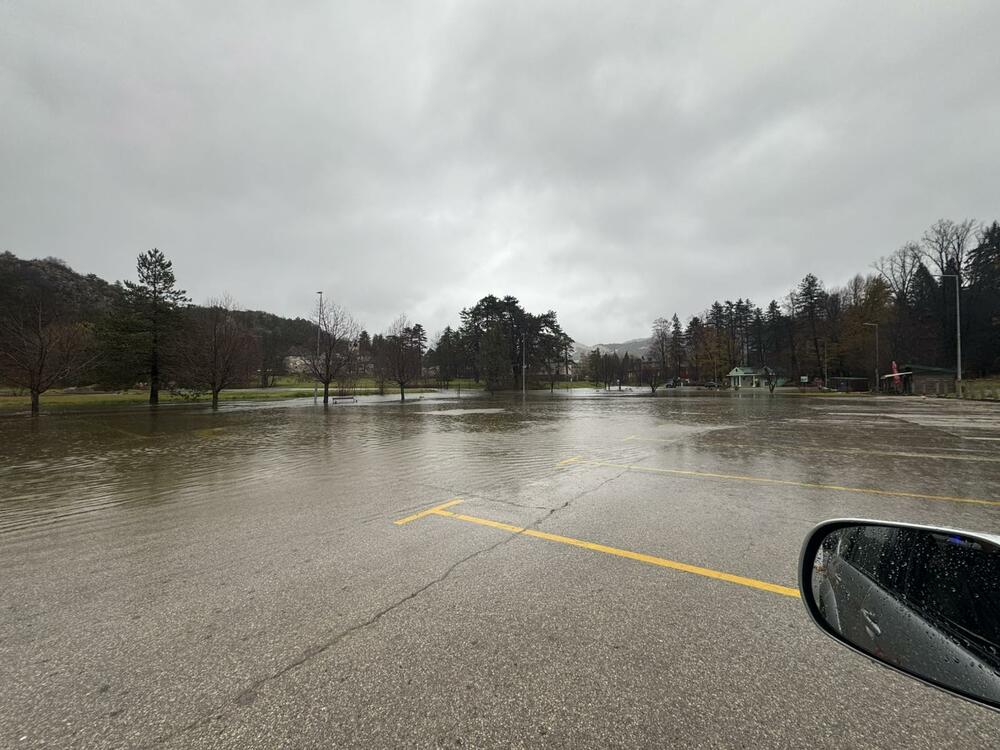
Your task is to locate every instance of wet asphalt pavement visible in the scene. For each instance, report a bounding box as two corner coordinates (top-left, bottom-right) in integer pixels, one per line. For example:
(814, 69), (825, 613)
(3, 390), (1000, 748)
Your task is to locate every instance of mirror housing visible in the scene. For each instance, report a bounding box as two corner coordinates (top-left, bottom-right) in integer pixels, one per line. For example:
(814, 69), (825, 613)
(800, 519), (1000, 712)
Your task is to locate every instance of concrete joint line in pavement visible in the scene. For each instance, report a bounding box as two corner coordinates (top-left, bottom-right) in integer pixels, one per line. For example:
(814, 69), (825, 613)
(156, 499), (515, 745)
(561, 457), (1000, 508)
(394, 503), (799, 598)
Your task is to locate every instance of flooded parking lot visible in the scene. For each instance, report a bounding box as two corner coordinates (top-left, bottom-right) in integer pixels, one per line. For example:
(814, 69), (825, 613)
(3, 391), (1000, 748)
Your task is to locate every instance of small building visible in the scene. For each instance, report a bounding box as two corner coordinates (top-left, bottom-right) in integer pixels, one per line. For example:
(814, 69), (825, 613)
(283, 355), (310, 374)
(900, 364), (956, 395)
(726, 366), (762, 389)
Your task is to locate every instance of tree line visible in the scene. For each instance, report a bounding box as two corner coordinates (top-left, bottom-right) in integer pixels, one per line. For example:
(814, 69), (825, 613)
(0, 249), (316, 411)
(591, 218), (999, 391)
(3, 217), (998, 410)
(0, 251), (574, 412)
(0, 248), (444, 411)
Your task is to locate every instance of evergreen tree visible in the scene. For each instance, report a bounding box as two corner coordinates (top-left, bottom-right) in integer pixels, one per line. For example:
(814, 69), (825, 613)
(797, 274), (826, 373)
(669, 314), (684, 379)
(121, 249), (189, 403)
(684, 316), (706, 382)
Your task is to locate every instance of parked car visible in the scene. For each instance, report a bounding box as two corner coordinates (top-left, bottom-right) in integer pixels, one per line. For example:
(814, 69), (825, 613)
(702, 381), (719, 389)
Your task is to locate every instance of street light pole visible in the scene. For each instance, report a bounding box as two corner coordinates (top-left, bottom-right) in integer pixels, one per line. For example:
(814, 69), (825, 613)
(863, 323), (879, 393)
(822, 340), (828, 390)
(522, 333), (527, 399)
(943, 274), (963, 398)
(565, 345), (570, 391)
(314, 291), (323, 403)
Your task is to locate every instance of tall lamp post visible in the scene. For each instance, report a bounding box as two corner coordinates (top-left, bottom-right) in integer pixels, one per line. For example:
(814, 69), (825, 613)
(863, 322), (879, 393)
(942, 274), (963, 398)
(314, 291), (323, 403)
(820, 339), (829, 390)
(522, 333), (527, 399)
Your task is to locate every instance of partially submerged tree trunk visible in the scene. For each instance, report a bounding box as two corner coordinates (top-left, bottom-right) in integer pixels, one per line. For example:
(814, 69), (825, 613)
(150, 344), (160, 404)
(121, 251), (189, 405)
(399, 383), (405, 401)
(0, 304), (96, 416)
(171, 298), (257, 409)
(305, 297), (360, 407)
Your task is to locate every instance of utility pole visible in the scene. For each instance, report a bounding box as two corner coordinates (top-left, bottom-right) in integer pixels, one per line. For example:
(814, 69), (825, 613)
(822, 340), (828, 390)
(314, 291), (323, 403)
(943, 274), (963, 397)
(863, 322), (879, 393)
(522, 333), (526, 399)
(564, 345), (569, 391)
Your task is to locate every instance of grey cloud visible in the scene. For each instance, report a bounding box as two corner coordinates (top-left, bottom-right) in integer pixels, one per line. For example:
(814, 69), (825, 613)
(2, 1), (998, 343)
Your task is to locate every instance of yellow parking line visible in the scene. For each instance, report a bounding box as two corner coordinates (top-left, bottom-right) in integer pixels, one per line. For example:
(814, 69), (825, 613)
(429, 509), (798, 598)
(626, 436), (1000, 463)
(566, 458), (1000, 507)
(557, 455), (583, 466)
(394, 499), (464, 526)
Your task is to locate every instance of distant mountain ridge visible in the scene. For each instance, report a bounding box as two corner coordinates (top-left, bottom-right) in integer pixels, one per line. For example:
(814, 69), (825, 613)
(572, 337), (651, 359)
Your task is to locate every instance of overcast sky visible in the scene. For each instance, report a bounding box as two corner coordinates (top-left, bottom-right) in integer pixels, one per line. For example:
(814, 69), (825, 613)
(2, 2), (998, 344)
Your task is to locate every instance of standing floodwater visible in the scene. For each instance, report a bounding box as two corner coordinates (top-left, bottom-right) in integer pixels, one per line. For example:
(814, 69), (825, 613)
(2, 392), (1000, 747)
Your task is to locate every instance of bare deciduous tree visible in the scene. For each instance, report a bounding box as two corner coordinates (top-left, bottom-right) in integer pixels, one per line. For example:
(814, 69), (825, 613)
(304, 296), (360, 405)
(842, 274), (867, 307)
(0, 302), (96, 414)
(874, 242), (920, 304)
(385, 314), (422, 401)
(922, 218), (978, 278)
(922, 219), (954, 277)
(174, 296), (257, 409)
(649, 317), (670, 391)
(949, 218), (979, 278)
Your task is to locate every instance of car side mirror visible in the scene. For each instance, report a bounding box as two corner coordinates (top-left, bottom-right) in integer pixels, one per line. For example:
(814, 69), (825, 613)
(799, 519), (1000, 711)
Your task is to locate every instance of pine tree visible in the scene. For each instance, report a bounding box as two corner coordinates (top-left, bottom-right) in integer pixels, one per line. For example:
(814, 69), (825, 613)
(669, 314), (684, 379)
(797, 274), (827, 372)
(122, 249), (189, 404)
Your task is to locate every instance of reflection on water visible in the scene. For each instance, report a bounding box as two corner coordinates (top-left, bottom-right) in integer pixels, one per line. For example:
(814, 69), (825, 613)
(419, 408), (507, 416)
(1, 391), (997, 537)
(0, 393), (724, 535)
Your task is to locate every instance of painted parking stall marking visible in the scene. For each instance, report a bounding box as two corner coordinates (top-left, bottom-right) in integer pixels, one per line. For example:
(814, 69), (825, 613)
(393, 498), (464, 526)
(395, 500), (799, 598)
(624, 436), (1000, 462)
(559, 456), (1000, 508)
